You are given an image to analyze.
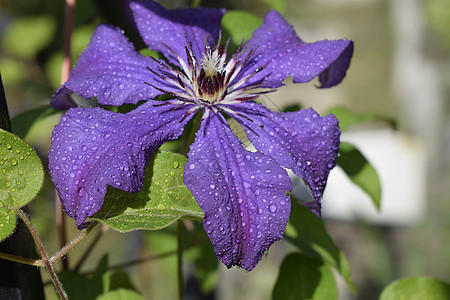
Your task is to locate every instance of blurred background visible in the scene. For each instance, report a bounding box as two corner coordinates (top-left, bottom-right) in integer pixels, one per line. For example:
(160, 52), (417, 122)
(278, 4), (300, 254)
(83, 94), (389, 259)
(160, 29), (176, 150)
(0, 0), (449, 299)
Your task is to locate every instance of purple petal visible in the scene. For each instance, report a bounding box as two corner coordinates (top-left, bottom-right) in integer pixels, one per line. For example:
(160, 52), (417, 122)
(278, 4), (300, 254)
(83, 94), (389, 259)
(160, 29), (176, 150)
(49, 100), (195, 228)
(51, 24), (176, 108)
(130, 0), (225, 67)
(184, 112), (291, 270)
(240, 10), (353, 89)
(229, 102), (340, 215)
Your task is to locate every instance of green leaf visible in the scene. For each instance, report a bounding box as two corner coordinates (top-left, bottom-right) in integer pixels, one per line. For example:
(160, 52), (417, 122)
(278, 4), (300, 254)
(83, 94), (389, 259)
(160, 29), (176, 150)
(11, 105), (61, 140)
(110, 271), (138, 292)
(58, 255), (109, 300)
(2, 15), (56, 59)
(337, 142), (381, 210)
(272, 253), (337, 300)
(186, 230), (219, 294)
(380, 277), (450, 300)
(0, 129), (44, 209)
(0, 206), (16, 242)
(96, 289), (145, 300)
(285, 199), (356, 294)
(92, 151), (204, 232)
(326, 106), (397, 132)
(221, 11), (262, 50)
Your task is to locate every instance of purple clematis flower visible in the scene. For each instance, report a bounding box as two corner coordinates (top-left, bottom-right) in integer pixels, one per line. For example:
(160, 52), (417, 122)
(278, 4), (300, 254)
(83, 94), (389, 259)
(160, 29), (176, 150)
(48, 0), (353, 270)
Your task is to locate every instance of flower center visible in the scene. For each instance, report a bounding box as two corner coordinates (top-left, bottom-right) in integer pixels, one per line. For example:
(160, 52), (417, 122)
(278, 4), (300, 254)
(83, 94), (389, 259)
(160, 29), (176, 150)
(146, 33), (272, 111)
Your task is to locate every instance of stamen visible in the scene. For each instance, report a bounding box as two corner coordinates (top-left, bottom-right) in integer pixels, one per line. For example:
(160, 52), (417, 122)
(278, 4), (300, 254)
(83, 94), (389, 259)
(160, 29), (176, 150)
(145, 30), (275, 112)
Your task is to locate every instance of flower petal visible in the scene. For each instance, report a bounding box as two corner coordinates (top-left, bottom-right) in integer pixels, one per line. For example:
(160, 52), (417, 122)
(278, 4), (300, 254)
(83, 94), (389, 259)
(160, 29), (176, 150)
(130, 0), (225, 67)
(51, 24), (175, 108)
(49, 100), (195, 228)
(240, 10), (353, 89)
(184, 111), (291, 270)
(229, 102), (340, 215)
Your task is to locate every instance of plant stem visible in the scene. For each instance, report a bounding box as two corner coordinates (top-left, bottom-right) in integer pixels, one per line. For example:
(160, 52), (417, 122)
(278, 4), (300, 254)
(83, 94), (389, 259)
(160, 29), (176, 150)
(61, 0), (76, 84)
(0, 221), (97, 268)
(72, 224), (107, 272)
(177, 220), (184, 300)
(15, 209), (68, 300)
(50, 222), (97, 265)
(57, 0), (77, 271)
(0, 251), (43, 267)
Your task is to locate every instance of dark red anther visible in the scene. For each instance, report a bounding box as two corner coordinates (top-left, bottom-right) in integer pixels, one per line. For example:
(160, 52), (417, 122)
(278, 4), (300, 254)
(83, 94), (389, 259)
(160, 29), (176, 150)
(185, 47), (193, 69)
(177, 74), (185, 89)
(218, 44), (224, 57)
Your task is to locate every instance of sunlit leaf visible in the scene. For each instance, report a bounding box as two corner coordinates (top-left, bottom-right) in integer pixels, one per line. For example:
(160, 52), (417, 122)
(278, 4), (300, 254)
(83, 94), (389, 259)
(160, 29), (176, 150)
(221, 11), (262, 50)
(327, 106), (397, 132)
(380, 277), (450, 300)
(92, 151), (204, 232)
(337, 142), (381, 210)
(272, 252), (337, 300)
(0, 129), (44, 209)
(284, 199), (356, 294)
(0, 206), (16, 242)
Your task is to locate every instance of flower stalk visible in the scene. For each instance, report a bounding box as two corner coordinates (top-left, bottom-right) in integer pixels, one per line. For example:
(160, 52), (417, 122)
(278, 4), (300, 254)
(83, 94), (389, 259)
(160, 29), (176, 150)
(15, 208), (68, 300)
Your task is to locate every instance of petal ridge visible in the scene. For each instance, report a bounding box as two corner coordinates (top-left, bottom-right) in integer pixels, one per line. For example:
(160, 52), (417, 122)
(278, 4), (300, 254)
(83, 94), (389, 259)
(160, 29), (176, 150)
(240, 10), (353, 89)
(130, 0), (225, 66)
(185, 112), (291, 270)
(51, 24), (175, 108)
(229, 102), (340, 215)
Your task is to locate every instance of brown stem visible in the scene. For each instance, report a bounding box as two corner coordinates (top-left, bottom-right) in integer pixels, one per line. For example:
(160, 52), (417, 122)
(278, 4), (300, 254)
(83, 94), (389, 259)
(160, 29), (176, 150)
(61, 0), (76, 84)
(15, 209), (68, 300)
(50, 222), (97, 265)
(177, 220), (184, 300)
(57, 0), (76, 271)
(72, 224), (108, 272)
(0, 251), (43, 267)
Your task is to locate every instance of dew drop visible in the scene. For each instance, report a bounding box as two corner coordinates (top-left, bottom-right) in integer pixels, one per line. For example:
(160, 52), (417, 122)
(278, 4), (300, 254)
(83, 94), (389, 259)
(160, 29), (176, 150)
(11, 159), (18, 166)
(189, 164), (195, 170)
(269, 205), (277, 212)
(172, 161), (179, 168)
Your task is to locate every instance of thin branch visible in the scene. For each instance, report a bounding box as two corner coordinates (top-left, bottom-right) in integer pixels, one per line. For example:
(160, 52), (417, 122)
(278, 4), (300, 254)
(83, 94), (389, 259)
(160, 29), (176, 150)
(72, 224), (108, 272)
(102, 241), (200, 273)
(57, 0), (76, 271)
(61, 0), (76, 84)
(177, 220), (184, 300)
(15, 209), (68, 300)
(50, 222), (98, 265)
(0, 251), (43, 267)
